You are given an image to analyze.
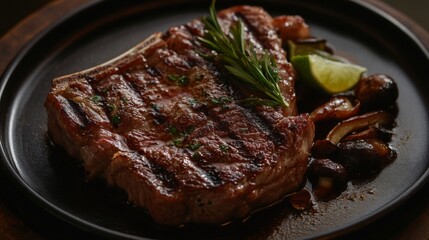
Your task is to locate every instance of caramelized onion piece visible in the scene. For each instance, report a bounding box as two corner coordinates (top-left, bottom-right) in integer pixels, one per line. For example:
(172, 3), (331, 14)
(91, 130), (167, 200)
(327, 111), (394, 144)
(310, 96), (360, 123)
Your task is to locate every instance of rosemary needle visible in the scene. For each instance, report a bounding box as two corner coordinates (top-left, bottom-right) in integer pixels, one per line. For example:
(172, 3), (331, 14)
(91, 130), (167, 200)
(198, 0), (288, 107)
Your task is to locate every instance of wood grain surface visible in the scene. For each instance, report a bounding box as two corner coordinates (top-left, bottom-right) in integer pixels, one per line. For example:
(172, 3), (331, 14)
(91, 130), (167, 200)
(0, 0), (428, 239)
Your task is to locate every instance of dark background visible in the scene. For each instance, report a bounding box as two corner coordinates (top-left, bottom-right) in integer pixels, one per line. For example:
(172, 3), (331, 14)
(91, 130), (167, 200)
(0, 0), (429, 36)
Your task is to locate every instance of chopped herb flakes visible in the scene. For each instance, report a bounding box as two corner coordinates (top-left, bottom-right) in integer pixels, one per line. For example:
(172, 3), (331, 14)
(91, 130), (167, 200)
(91, 95), (102, 104)
(107, 103), (116, 112)
(183, 126), (195, 136)
(151, 103), (160, 112)
(167, 126), (179, 135)
(188, 142), (201, 151)
(173, 139), (184, 147)
(221, 105), (230, 110)
(239, 128), (249, 133)
(167, 125), (194, 137)
(192, 152), (201, 159)
(209, 97), (232, 110)
(188, 98), (200, 108)
(210, 97), (232, 105)
(111, 115), (121, 126)
(167, 74), (189, 86)
(168, 125), (197, 149)
(121, 97), (129, 103)
(220, 144), (229, 153)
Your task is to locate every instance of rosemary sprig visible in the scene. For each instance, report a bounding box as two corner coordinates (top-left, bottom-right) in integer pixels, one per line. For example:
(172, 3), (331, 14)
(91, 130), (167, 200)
(198, 0), (288, 107)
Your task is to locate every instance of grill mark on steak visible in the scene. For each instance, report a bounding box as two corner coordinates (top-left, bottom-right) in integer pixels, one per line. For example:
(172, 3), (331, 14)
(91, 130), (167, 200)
(202, 166), (223, 186)
(108, 151), (178, 195)
(82, 75), (115, 125)
(220, 6), (297, 116)
(146, 66), (161, 77)
(181, 7), (297, 150)
(148, 159), (179, 190)
(117, 58), (224, 189)
(201, 16), (290, 147)
(65, 98), (90, 128)
(181, 72), (274, 169)
(209, 67), (287, 148)
(84, 54), (254, 188)
(81, 74), (121, 128)
(190, 33), (286, 149)
(45, 5), (315, 225)
(234, 12), (279, 52)
(209, 107), (272, 167)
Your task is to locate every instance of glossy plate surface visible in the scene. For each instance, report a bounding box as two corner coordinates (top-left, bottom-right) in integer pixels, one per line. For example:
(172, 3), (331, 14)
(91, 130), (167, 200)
(1, 0), (429, 239)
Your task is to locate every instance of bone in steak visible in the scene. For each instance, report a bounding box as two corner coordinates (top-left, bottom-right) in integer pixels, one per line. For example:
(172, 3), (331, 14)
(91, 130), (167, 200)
(45, 5), (315, 225)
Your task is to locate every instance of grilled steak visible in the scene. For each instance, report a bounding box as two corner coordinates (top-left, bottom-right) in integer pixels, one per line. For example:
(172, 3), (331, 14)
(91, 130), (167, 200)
(45, 5), (315, 225)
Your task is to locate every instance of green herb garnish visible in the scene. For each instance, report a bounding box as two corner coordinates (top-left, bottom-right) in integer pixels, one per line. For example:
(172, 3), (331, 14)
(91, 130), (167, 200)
(183, 126), (195, 136)
(210, 96), (232, 105)
(192, 152), (201, 159)
(168, 74), (189, 86)
(198, 0), (288, 107)
(107, 103), (116, 112)
(239, 127), (249, 133)
(188, 142), (201, 151)
(151, 103), (160, 112)
(173, 139), (184, 147)
(91, 95), (102, 104)
(220, 144), (229, 153)
(167, 125), (179, 135)
(121, 97), (129, 103)
(111, 115), (121, 126)
(188, 98), (200, 108)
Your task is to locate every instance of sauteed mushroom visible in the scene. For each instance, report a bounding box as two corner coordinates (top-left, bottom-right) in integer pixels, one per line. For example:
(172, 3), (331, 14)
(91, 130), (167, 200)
(311, 139), (338, 159)
(307, 159), (348, 200)
(337, 139), (396, 178)
(310, 96), (360, 123)
(354, 74), (398, 110)
(341, 124), (393, 142)
(326, 111), (395, 144)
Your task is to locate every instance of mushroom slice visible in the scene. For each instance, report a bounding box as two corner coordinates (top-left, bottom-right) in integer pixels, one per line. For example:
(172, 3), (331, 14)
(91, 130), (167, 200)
(326, 111), (395, 144)
(310, 96), (360, 123)
(354, 74), (398, 109)
(341, 124), (393, 142)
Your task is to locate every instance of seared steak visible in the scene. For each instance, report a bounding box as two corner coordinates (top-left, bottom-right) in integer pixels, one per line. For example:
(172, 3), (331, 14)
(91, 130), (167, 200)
(45, 5), (315, 225)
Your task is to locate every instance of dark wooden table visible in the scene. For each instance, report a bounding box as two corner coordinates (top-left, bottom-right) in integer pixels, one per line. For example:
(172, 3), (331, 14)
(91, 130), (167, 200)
(1, 0), (429, 239)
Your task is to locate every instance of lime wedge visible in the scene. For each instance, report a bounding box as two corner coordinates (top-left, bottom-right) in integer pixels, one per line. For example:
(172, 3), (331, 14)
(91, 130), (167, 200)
(288, 40), (329, 59)
(291, 54), (366, 94)
(288, 40), (350, 63)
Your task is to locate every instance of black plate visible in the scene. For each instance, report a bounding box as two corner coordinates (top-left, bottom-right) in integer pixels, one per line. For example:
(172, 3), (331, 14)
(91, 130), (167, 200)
(1, 0), (429, 239)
